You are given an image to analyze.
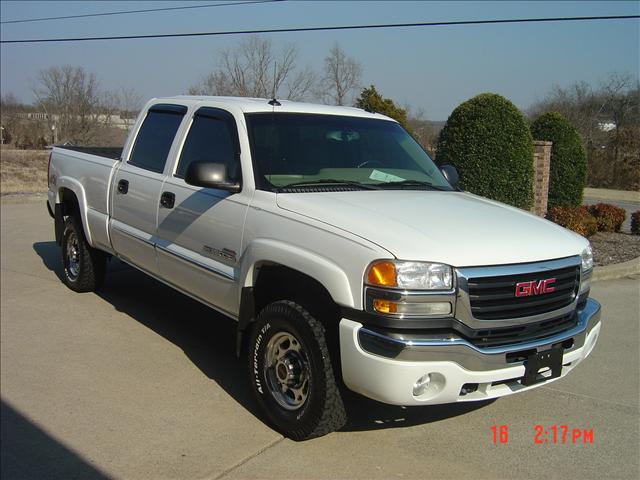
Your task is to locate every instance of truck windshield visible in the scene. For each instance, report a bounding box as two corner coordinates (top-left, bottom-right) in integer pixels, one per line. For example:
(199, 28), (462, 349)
(245, 113), (453, 191)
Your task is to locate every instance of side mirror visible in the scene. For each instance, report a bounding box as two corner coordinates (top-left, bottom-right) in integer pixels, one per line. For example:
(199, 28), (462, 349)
(184, 162), (241, 193)
(439, 164), (460, 189)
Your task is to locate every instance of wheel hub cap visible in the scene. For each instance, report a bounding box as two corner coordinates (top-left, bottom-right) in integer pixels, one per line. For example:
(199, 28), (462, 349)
(264, 332), (310, 411)
(65, 232), (80, 279)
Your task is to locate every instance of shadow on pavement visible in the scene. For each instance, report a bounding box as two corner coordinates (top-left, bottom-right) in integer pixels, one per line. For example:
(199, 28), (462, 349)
(341, 392), (494, 432)
(33, 241), (494, 435)
(1, 399), (108, 480)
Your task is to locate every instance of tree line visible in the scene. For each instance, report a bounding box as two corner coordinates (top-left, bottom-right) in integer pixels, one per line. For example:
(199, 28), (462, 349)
(1, 36), (637, 190)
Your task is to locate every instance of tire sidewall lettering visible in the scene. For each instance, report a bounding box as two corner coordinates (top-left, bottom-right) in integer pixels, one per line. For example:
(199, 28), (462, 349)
(253, 322), (270, 394)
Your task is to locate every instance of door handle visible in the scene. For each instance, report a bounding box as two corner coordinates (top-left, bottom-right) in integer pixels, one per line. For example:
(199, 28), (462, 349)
(160, 191), (175, 209)
(117, 179), (129, 194)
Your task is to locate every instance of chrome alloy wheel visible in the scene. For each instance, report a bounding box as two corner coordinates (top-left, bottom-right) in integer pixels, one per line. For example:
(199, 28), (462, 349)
(65, 231), (80, 280)
(264, 332), (310, 411)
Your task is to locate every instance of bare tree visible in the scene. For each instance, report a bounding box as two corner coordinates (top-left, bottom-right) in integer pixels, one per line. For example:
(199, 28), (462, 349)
(527, 80), (604, 149)
(599, 72), (639, 160)
(188, 37), (317, 100)
(404, 105), (441, 155)
(32, 65), (107, 144)
(528, 72), (639, 190)
(320, 45), (362, 106)
(114, 86), (144, 126)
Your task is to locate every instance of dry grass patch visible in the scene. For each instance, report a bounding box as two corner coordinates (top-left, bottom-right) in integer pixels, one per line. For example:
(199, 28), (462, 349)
(0, 149), (49, 195)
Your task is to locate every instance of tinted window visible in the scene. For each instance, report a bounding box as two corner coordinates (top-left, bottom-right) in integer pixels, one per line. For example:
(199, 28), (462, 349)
(176, 114), (238, 179)
(245, 113), (451, 190)
(129, 109), (185, 173)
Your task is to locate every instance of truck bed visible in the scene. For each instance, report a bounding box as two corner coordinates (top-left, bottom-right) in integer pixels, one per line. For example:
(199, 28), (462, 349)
(57, 145), (123, 160)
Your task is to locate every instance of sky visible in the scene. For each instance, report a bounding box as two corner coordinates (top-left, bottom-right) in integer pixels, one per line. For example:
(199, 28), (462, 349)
(0, 0), (638, 120)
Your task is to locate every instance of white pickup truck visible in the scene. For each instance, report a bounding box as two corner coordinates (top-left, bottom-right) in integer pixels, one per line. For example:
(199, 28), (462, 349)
(47, 96), (601, 440)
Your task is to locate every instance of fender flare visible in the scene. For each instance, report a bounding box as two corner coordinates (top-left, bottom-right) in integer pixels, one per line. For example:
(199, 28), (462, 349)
(55, 176), (94, 247)
(235, 238), (355, 355)
(240, 238), (355, 307)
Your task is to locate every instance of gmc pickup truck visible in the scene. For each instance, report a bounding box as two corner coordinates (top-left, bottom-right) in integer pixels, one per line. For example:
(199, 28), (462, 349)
(47, 96), (601, 440)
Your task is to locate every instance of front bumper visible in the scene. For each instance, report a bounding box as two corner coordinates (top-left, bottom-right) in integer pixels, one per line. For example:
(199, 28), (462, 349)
(339, 298), (601, 405)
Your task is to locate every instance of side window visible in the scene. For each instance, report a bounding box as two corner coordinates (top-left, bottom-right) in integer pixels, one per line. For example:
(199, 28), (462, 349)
(176, 111), (239, 180)
(128, 105), (186, 173)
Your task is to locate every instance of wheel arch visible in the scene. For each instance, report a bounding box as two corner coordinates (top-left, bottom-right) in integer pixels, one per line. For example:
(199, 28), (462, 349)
(55, 178), (93, 246)
(236, 239), (355, 356)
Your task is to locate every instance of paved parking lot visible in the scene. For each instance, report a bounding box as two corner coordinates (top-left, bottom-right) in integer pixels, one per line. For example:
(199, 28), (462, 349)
(1, 200), (639, 479)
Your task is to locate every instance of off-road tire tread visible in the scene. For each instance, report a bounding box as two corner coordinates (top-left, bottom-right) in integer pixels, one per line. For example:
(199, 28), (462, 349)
(62, 216), (106, 292)
(250, 300), (347, 440)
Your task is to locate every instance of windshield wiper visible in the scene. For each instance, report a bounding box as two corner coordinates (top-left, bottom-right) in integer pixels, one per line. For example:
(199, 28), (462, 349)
(377, 180), (451, 191)
(277, 179), (381, 191)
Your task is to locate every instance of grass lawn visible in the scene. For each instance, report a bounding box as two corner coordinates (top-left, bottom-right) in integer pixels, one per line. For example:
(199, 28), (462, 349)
(0, 149), (49, 195)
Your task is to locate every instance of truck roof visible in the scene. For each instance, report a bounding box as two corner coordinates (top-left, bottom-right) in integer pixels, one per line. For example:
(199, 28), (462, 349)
(151, 96), (397, 122)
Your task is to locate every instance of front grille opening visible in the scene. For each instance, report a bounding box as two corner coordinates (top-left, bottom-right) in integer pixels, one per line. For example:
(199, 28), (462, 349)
(491, 377), (521, 387)
(468, 265), (580, 320)
(466, 313), (578, 347)
(506, 348), (537, 363)
(560, 338), (574, 350)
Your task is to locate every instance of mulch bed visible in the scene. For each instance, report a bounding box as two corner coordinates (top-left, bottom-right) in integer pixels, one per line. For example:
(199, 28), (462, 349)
(590, 232), (640, 267)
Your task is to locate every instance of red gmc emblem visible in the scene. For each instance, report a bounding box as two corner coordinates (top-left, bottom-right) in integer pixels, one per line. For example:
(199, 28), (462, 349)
(515, 278), (556, 297)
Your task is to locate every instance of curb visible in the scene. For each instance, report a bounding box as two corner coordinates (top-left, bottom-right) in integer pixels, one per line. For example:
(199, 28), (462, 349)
(592, 257), (640, 281)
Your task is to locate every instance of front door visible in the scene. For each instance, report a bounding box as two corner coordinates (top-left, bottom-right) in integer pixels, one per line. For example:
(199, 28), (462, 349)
(155, 107), (248, 316)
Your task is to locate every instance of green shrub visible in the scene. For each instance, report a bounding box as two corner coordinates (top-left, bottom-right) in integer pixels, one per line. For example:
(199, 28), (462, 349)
(588, 203), (626, 232)
(355, 85), (413, 134)
(530, 112), (587, 208)
(547, 206), (598, 237)
(436, 93), (533, 209)
(631, 211), (640, 235)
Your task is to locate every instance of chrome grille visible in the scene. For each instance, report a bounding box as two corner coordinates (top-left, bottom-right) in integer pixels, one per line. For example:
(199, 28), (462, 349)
(467, 265), (580, 320)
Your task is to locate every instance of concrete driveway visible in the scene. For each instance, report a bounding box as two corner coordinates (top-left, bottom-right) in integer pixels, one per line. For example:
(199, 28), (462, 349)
(1, 200), (639, 479)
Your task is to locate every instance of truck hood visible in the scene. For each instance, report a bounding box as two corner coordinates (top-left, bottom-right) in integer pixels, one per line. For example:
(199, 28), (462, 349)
(276, 191), (588, 267)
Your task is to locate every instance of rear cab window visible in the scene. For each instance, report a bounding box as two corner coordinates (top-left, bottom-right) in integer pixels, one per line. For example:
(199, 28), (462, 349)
(128, 104), (187, 173)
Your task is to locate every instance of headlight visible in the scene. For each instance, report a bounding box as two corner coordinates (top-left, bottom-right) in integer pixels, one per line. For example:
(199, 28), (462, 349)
(366, 260), (453, 290)
(581, 245), (593, 272)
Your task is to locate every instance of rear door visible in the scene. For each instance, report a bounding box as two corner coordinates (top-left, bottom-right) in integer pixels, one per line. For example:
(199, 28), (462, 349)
(110, 104), (187, 275)
(155, 106), (248, 316)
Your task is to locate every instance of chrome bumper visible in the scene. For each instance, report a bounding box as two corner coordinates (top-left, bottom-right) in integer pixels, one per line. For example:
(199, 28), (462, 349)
(358, 298), (601, 371)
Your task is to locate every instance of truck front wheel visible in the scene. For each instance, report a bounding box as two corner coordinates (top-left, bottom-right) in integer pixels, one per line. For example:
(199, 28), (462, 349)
(61, 216), (106, 292)
(247, 300), (347, 440)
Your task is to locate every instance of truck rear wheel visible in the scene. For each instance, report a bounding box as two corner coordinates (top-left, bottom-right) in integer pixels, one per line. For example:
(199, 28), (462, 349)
(247, 300), (347, 440)
(61, 216), (106, 292)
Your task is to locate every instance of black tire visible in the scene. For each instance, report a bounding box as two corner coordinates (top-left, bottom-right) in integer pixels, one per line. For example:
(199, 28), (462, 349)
(61, 216), (107, 292)
(248, 300), (347, 440)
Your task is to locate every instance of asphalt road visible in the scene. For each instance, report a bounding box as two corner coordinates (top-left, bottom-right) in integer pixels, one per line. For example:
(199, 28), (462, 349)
(1, 201), (639, 480)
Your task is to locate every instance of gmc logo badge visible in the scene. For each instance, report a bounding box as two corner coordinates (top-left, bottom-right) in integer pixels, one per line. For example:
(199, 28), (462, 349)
(515, 278), (556, 297)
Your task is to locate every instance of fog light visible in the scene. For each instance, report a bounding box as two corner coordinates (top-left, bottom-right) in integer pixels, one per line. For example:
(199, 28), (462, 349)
(413, 374), (432, 396)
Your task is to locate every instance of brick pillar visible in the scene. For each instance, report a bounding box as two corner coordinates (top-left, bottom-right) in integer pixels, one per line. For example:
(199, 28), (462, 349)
(532, 140), (552, 217)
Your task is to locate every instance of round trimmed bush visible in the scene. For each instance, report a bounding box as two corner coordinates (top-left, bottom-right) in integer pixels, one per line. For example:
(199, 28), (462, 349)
(436, 93), (534, 209)
(530, 112), (587, 208)
(547, 206), (598, 237)
(589, 203), (626, 232)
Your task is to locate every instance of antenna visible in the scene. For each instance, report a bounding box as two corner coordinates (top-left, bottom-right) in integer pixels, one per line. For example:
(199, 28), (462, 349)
(269, 61), (281, 106)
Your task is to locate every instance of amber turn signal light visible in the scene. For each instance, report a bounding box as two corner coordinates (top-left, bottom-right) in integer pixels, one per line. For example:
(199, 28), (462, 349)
(367, 261), (397, 287)
(372, 299), (398, 314)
